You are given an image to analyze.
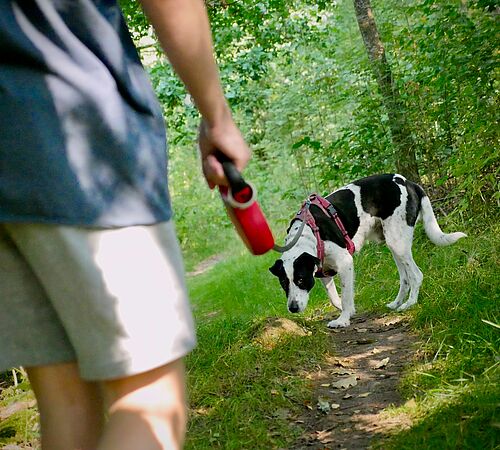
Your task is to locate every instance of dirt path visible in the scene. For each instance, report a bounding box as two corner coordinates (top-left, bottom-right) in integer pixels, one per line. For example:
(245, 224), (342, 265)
(291, 312), (418, 450)
(186, 254), (226, 277)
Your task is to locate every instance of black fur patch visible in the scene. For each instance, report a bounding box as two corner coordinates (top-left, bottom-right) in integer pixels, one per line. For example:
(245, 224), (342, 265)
(292, 253), (318, 292)
(307, 189), (359, 249)
(406, 181), (425, 226)
(269, 260), (289, 296)
(354, 174), (402, 219)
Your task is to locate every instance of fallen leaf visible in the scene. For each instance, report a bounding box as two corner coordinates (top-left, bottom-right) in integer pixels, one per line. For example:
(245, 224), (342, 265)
(304, 401), (313, 410)
(357, 392), (371, 398)
(316, 429), (334, 444)
(342, 394), (353, 399)
(0, 400), (37, 420)
(331, 374), (358, 389)
(404, 398), (417, 409)
(355, 327), (368, 333)
(374, 357), (390, 369)
(330, 368), (353, 375)
(330, 403), (340, 409)
(353, 409), (361, 414)
(320, 383), (331, 387)
(332, 357), (352, 368)
(271, 389), (279, 396)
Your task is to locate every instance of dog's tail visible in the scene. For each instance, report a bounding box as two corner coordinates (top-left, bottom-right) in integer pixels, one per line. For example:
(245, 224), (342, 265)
(420, 196), (467, 246)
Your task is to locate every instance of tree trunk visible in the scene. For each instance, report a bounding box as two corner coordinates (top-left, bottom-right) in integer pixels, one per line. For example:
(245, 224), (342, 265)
(353, 0), (420, 182)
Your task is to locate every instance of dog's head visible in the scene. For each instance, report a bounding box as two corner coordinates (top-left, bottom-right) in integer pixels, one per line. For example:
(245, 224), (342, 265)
(269, 252), (319, 313)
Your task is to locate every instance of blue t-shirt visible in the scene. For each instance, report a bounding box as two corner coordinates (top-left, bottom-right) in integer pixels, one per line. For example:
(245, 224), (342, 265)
(0, 0), (172, 227)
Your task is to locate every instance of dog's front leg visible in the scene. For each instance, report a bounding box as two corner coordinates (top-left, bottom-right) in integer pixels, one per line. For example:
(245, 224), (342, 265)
(320, 276), (342, 310)
(327, 262), (355, 328)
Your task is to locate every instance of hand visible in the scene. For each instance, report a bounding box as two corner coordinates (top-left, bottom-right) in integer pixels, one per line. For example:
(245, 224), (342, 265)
(198, 113), (251, 189)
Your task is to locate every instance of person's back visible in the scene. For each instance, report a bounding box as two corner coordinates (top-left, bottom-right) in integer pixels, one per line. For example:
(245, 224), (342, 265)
(0, 0), (171, 227)
(0, 1), (251, 448)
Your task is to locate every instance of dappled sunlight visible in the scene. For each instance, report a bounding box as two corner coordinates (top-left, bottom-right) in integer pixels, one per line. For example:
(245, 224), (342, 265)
(291, 312), (419, 448)
(253, 317), (310, 350)
(90, 225), (194, 371)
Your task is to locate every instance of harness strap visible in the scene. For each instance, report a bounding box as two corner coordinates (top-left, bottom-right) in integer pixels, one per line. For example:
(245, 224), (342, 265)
(294, 194), (356, 277)
(308, 194), (356, 256)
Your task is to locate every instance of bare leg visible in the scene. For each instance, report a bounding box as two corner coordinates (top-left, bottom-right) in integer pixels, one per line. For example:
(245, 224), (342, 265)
(26, 362), (104, 450)
(98, 358), (187, 450)
(320, 276), (342, 310)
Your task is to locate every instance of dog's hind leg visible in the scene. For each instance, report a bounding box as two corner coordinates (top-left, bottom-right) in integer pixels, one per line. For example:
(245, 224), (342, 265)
(386, 253), (410, 310)
(395, 253), (423, 311)
(383, 217), (423, 311)
(321, 276), (342, 310)
(327, 260), (355, 328)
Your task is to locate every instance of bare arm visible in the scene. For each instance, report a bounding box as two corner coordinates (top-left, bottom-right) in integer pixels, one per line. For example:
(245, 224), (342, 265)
(138, 0), (250, 187)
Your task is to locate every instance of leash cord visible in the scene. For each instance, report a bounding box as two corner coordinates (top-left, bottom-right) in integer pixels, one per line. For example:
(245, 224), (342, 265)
(272, 201), (311, 253)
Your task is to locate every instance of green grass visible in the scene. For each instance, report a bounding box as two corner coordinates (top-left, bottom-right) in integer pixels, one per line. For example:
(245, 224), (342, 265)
(0, 377), (38, 448)
(0, 219), (497, 449)
(372, 220), (500, 449)
(184, 219), (499, 449)
(185, 243), (335, 449)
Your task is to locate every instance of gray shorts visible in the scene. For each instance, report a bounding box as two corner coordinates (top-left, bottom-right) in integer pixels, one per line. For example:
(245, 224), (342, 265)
(0, 221), (196, 380)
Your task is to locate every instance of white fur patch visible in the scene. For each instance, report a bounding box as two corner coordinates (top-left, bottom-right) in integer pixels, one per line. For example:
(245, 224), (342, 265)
(276, 175), (466, 328)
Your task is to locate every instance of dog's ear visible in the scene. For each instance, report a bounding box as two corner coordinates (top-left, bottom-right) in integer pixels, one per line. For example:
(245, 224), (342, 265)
(299, 253), (320, 271)
(269, 259), (284, 277)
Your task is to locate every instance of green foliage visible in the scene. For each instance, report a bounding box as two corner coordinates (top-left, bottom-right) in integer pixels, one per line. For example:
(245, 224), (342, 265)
(376, 0), (499, 189)
(117, 0), (499, 268)
(1, 2), (498, 447)
(0, 380), (38, 447)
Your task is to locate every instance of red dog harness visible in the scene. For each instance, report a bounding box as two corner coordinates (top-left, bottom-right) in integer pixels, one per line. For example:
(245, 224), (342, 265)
(295, 194), (355, 277)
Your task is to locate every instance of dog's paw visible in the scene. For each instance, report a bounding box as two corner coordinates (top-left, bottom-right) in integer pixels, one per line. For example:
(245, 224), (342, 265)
(386, 300), (400, 310)
(327, 318), (350, 328)
(396, 300), (416, 312)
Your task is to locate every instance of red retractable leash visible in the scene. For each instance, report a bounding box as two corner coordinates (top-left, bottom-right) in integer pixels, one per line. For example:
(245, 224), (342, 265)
(217, 152), (275, 255)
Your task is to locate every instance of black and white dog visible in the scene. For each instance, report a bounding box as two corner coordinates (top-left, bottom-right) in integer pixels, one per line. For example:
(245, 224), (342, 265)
(269, 174), (466, 328)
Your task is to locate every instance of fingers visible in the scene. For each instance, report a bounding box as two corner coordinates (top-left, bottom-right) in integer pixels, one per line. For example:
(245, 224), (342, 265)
(198, 117), (251, 189)
(202, 154), (225, 189)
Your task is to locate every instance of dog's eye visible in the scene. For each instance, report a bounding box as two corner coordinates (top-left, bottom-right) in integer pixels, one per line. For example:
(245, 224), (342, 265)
(296, 278), (304, 287)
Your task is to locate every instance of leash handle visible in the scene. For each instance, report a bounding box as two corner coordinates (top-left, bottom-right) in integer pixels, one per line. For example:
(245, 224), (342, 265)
(215, 151), (275, 255)
(215, 151), (248, 193)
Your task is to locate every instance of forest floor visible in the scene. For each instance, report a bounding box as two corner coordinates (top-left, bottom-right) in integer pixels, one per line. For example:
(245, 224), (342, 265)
(187, 255), (420, 450)
(289, 312), (418, 449)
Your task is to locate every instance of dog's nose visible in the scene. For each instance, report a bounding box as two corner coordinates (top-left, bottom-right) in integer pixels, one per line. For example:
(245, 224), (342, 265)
(289, 302), (299, 313)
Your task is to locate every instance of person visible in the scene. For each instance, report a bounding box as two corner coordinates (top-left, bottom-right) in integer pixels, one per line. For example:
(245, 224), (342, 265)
(0, 0), (251, 449)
